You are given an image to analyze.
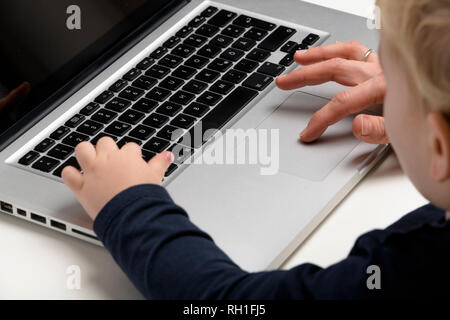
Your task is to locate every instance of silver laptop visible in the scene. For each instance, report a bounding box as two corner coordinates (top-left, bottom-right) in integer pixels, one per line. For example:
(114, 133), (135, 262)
(0, 0), (388, 271)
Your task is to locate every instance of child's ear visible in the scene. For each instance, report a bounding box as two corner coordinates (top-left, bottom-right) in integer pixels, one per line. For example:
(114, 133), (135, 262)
(427, 111), (450, 182)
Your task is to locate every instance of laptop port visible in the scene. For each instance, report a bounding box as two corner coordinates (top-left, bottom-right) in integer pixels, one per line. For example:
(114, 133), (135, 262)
(72, 228), (99, 240)
(50, 220), (67, 231)
(16, 209), (27, 217)
(0, 201), (13, 214)
(30, 213), (46, 224)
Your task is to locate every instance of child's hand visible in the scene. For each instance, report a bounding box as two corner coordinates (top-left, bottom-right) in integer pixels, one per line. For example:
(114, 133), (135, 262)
(61, 137), (174, 220)
(276, 41), (388, 144)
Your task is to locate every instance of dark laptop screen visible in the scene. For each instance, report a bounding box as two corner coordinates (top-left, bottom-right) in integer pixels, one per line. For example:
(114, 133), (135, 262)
(0, 0), (182, 148)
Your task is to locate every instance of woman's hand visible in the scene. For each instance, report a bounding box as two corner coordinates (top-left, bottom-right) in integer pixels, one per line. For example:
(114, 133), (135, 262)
(62, 137), (174, 220)
(276, 40), (389, 144)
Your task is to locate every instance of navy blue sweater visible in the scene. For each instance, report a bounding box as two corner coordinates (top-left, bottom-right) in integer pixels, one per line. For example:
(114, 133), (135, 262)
(93, 184), (450, 299)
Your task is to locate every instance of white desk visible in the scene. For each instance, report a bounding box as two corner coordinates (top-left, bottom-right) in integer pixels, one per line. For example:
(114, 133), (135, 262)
(0, 0), (427, 299)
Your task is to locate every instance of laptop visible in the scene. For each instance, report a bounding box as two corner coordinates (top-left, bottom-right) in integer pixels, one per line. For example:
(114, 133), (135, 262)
(0, 0), (389, 271)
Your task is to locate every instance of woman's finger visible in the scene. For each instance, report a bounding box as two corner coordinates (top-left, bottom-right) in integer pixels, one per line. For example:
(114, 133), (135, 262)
(353, 114), (390, 144)
(276, 58), (375, 90)
(75, 142), (97, 171)
(300, 73), (386, 142)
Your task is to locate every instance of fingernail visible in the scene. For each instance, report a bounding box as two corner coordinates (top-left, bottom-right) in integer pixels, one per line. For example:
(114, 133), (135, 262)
(361, 116), (371, 136)
(277, 74), (287, 81)
(165, 152), (174, 163)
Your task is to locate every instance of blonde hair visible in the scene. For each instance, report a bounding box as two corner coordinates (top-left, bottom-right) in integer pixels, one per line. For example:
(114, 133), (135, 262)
(377, 0), (450, 115)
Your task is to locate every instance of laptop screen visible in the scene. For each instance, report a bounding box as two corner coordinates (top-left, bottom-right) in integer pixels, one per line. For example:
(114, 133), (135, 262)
(0, 0), (183, 149)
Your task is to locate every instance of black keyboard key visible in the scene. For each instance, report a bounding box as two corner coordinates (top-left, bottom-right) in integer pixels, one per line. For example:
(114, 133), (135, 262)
(119, 110), (145, 125)
(172, 44), (196, 58)
(136, 57), (155, 70)
(201, 6), (218, 18)
(160, 54), (183, 68)
(208, 10), (237, 27)
(280, 41), (298, 53)
(91, 133), (118, 145)
(183, 80), (208, 94)
(303, 33), (320, 46)
(182, 86), (258, 148)
(232, 38), (256, 51)
(233, 15), (276, 31)
(132, 98), (158, 113)
(105, 97), (131, 113)
(65, 114), (86, 128)
(80, 102), (100, 116)
(133, 76), (157, 90)
(109, 79), (128, 93)
(244, 28), (268, 41)
(222, 24), (245, 38)
(184, 102), (210, 118)
(246, 48), (271, 62)
(196, 24), (220, 37)
(160, 76), (184, 91)
(19, 151), (39, 166)
(32, 156), (60, 173)
(235, 59), (259, 73)
(197, 91), (222, 106)
(243, 72), (273, 91)
(91, 109), (117, 124)
(279, 53), (295, 67)
(220, 48), (244, 62)
(35, 138), (56, 153)
(144, 137), (171, 153)
(129, 125), (156, 140)
(143, 113), (169, 129)
(172, 65), (197, 80)
(185, 55), (210, 69)
(117, 137), (142, 148)
(208, 58), (232, 73)
(95, 90), (114, 104)
(105, 121), (132, 136)
(150, 47), (168, 59)
(171, 114), (196, 129)
(62, 132), (89, 147)
(77, 120), (104, 136)
(222, 69), (247, 84)
(258, 62), (286, 77)
(210, 80), (235, 95)
(146, 87), (171, 102)
(142, 150), (157, 162)
(258, 26), (296, 52)
(170, 91), (195, 106)
(119, 86), (145, 101)
(184, 34), (208, 48)
(188, 15), (206, 28)
(157, 102), (182, 117)
(163, 36), (181, 49)
(157, 125), (184, 141)
(195, 69), (220, 83)
(146, 65), (170, 79)
(169, 144), (193, 164)
(210, 35), (233, 48)
(165, 164), (178, 177)
(198, 44), (221, 59)
(48, 144), (74, 160)
(50, 126), (70, 140)
(53, 157), (81, 178)
(176, 26), (194, 38)
(123, 68), (142, 81)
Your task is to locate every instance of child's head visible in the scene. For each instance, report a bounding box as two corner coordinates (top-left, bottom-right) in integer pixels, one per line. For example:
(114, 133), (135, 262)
(376, 0), (450, 210)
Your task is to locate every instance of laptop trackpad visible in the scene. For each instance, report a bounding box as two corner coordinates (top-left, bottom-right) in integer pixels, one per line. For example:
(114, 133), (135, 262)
(257, 91), (360, 181)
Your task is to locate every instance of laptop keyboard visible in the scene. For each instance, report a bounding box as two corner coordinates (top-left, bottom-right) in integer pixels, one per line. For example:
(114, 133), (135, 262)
(17, 6), (321, 179)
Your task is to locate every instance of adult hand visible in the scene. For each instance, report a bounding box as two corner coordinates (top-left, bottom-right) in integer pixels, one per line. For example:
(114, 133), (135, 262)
(276, 41), (388, 144)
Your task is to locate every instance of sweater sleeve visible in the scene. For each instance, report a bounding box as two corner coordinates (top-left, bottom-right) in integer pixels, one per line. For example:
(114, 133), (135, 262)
(93, 184), (390, 300)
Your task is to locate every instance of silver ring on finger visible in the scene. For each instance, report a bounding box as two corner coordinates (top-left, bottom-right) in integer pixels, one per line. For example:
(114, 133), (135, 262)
(361, 48), (375, 62)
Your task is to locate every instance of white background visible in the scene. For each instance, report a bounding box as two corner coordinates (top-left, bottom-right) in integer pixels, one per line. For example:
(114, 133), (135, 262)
(0, 0), (427, 299)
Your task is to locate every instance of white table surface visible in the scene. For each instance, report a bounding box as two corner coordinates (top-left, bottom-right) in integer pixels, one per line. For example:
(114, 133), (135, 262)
(0, 0), (427, 299)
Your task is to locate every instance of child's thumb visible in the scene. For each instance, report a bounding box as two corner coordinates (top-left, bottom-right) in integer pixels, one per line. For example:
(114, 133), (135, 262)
(353, 114), (390, 144)
(147, 151), (174, 181)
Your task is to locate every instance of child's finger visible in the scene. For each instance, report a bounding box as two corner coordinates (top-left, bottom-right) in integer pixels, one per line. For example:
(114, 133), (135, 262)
(147, 151), (174, 181)
(353, 114), (390, 144)
(96, 136), (118, 156)
(75, 142), (97, 171)
(61, 166), (84, 194)
(121, 142), (142, 157)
